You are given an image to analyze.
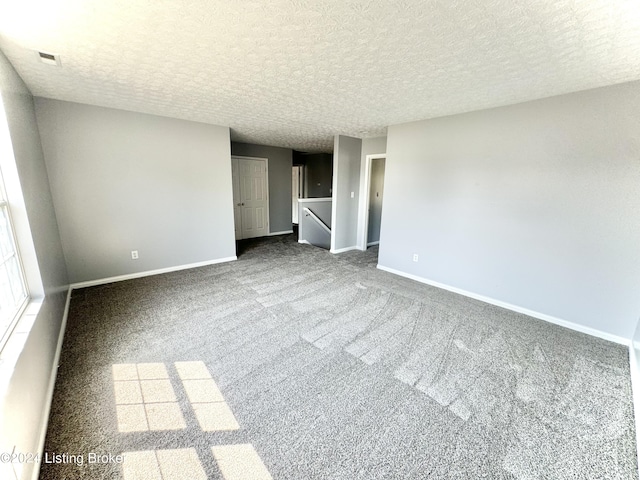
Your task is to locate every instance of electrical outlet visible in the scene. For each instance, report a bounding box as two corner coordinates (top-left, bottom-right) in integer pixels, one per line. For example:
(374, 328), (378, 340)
(350, 191), (354, 198)
(131, 250), (139, 260)
(413, 254), (419, 262)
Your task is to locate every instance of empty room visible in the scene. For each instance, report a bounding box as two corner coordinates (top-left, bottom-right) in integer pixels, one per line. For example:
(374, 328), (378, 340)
(0, 1), (639, 479)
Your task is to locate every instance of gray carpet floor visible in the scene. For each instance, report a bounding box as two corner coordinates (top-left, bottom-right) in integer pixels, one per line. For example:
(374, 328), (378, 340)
(40, 233), (638, 479)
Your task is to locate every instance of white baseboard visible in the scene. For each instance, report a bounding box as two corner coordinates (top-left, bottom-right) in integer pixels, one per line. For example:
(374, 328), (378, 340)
(367, 241), (380, 247)
(268, 230), (293, 236)
(629, 345), (640, 479)
(70, 256), (237, 289)
(330, 246), (358, 254)
(376, 264), (629, 346)
(298, 240), (310, 245)
(31, 287), (72, 480)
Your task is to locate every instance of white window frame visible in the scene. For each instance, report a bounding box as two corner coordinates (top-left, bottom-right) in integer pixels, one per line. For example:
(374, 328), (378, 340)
(0, 169), (28, 351)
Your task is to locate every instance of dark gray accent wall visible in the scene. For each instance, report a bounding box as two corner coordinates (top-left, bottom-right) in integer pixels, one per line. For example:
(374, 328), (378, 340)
(294, 152), (333, 198)
(380, 81), (640, 340)
(232, 142), (293, 233)
(0, 50), (69, 480)
(36, 99), (236, 284)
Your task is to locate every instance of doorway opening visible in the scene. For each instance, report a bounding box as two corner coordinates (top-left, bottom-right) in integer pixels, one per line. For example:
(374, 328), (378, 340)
(357, 154), (386, 251)
(292, 165), (304, 225)
(231, 156), (269, 240)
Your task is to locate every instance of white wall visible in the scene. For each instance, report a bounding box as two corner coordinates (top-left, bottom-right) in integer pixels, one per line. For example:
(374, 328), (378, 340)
(379, 81), (640, 340)
(331, 135), (362, 252)
(35, 99), (236, 284)
(0, 51), (69, 480)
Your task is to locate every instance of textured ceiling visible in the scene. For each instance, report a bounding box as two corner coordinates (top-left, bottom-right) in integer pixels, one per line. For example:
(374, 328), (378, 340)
(1, 0), (640, 152)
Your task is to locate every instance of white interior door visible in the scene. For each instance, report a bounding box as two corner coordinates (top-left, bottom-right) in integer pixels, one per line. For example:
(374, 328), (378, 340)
(232, 156), (269, 240)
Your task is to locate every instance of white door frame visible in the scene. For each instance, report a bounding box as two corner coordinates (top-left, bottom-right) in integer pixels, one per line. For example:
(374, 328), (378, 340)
(357, 153), (386, 251)
(292, 165), (304, 224)
(231, 155), (270, 239)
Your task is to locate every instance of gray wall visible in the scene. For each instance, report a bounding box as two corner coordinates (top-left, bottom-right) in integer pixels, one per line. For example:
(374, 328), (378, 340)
(294, 152), (333, 198)
(298, 199), (332, 249)
(361, 136), (387, 160)
(367, 158), (385, 244)
(357, 136), (387, 249)
(35, 99), (236, 284)
(331, 135), (362, 251)
(0, 51), (69, 480)
(379, 81), (640, 340)
(298, 199), (332, 229)
(231, 142), (293, 234)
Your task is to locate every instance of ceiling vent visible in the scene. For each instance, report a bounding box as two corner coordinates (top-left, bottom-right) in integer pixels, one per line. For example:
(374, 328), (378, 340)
(37, 51), (61, 66)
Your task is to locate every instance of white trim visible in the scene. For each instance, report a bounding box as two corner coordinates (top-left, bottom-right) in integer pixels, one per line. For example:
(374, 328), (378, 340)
(292, 165), (303, 224)
(330, 135), (339, 252)
(629, 345), (640, 479)
(367, 241), (380, 247)
(298, 239), (310, 245)
(357, 153), (386, 251)
(264, 157), (270, 234)
(268, 230), (293, 236)
(297, 198), (332, 245)
(230, 155), (268, 163)
(376, 264), (629, 346)
(70, 257), (237, 289)
(298, 197), (333, 203)
(330, 246), (358, 254)
(0, 293), (28, 353)
(303, 207), (331, 234)
(31, 287), (71, 480)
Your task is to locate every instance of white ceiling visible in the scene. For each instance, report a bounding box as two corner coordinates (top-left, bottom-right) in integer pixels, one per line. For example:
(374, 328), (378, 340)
(1, 0), (639, 152)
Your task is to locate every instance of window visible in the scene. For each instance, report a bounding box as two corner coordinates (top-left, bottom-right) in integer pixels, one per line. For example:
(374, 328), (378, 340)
(0, 169), (27, 349)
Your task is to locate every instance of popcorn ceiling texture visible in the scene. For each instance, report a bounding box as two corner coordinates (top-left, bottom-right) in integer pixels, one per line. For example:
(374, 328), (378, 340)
(1, 0), (640, 151)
